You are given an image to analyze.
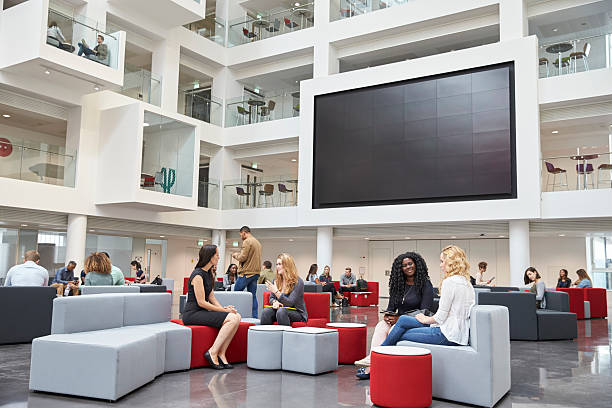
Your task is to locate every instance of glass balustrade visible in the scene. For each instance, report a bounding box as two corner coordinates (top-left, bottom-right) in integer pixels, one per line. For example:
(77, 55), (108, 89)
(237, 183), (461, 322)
(121, 65), (162, 106)
(46, 9), (119, 69)
(538, 33), (611, 78)
(0, 138), (76, 187)
(185, 16), (226, 46)
(181, 91), (223, 126)
(227, 2), (314, 47)
(198, 179), (220, 209)
(222, 177), (298, 209)
(542, 152), (612, 192)
(330, 0), (415, 21)
(225, 91), (299, 127)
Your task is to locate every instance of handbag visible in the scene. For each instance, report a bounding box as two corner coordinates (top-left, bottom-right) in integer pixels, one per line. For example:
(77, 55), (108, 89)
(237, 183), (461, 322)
(151, 275), (163, 285)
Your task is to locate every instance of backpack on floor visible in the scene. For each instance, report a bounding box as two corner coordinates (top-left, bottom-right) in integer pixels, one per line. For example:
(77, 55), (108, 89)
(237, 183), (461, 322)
(356, 279), (368, 292)
(151, 275), (163, 285)
(341, 297), (350, 307)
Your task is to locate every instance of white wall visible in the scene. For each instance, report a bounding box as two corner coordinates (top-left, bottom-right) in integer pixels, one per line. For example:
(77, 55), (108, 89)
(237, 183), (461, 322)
(530, 236), (587, 288)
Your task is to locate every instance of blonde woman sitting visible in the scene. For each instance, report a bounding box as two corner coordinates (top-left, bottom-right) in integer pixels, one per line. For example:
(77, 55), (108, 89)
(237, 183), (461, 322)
(381, 245), (475, 346)
(261, 253), (308, 326)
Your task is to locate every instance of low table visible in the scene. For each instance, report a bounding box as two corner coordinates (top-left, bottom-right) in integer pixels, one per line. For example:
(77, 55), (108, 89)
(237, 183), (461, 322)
(326, 322), (366, 364)
(349, 291), (373, 306)
(371, 346), (432, 408)
(282, 327), (338, 374)
(247, 325), (288, 370)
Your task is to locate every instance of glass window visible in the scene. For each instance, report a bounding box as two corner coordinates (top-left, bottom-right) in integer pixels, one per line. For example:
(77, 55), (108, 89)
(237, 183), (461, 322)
(37, 230), (67, 278)
(86, 234), (133, 275)
(590, 236), (612, 289)
(0, 228), (19, 284)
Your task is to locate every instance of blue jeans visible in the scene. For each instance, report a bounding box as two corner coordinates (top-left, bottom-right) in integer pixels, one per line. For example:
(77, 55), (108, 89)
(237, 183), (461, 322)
(381, 315), (458, 346)
(77, 43), (94, 57)
(234, 274), (259, 318)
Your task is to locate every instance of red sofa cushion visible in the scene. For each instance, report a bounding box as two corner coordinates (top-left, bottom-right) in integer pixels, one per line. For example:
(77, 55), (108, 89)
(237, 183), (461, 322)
(183, 277), (189, 295)
(124, 277), (136, 282)
(557, 288), (586, 319)
(584, 288), (607, 318)
(367, 281), (379, 305)
(171, 319), (254, 368)
(263, 292), (330, 326)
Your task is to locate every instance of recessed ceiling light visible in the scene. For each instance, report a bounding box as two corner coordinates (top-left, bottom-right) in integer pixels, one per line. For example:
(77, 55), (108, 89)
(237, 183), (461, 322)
(89, 229), (95, 232)
(295, 2), (300, 6)
(291, 159), (297, 162)
(498, 235), (505, 238)
(20, 224), (28, 227)
(364, 237), (369, 240)
(551, 130), (559, 134)
(93, 85), (100, 91)
(159, 235), (165, 238)
(559, 234), (565, 237)
(552, 28), (558, 32)
(254, 88), (260, 94)
(143, 122), (150, 127)
(2, 114), (10, 118)
(44, 69), (50, 75)
(404, 237), (411, 240)
(450, 236), (457, 239)
(289, 239), (294, 242)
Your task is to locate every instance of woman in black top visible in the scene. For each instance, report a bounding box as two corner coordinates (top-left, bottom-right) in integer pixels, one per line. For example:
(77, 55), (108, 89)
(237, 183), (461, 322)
(131, 261), (146, 283)
(183, 245), (241, 369)
(355, 252), (433, 379)
(556, 269), (572, 288)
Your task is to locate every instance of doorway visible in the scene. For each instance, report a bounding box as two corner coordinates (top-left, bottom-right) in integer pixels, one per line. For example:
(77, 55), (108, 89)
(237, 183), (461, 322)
(144, 244), (162, 281)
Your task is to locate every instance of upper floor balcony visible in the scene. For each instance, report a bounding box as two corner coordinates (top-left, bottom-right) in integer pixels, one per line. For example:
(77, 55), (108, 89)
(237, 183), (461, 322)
(330, 0), (413, 21)
(180, 90), (223, 126)
(538, 32), (611, 79)
(120, 65), (162, 107)
(225, 90), (299, 127)
(184, 15), (226, 46)
(107, 0), (206, 27)
(0, 0), (125, 92)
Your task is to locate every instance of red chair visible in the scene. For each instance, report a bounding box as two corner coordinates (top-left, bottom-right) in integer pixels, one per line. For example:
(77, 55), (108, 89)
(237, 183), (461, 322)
(557, 288), (587, 319)
(183, 277), (189, 295)
(283, 17), (298, 29)
(263, 292), (330, 327)
(124, 277), (136, 283)
(332, 280), (378, 305)
(584, 288), (607, 318)
(171, 319), (254, 368)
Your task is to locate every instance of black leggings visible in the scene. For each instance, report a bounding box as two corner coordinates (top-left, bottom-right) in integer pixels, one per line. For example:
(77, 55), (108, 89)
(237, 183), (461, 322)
(321, 282), (337, 298)
(261, 307), (304, 326)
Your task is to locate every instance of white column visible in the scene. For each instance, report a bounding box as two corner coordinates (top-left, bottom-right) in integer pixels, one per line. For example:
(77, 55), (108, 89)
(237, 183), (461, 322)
(314, 40), (339, 78)
(509, 220), (530, 287)
(317, 227), (333, 272)
(499, 0), (527, 41)
(212, 230), (226, 274)
(212, 67), (243, 127)
(66, 214), (87, 277)
(152, 36), (181, 112)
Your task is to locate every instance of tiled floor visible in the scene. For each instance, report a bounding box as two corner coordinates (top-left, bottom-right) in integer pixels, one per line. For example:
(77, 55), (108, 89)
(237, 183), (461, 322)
(1, 303), (611, 407)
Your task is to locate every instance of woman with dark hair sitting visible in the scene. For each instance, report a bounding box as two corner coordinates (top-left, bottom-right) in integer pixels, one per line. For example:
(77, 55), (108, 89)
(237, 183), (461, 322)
(525, 267), (546, 309)
(131, 261), (146, 283)
(305, 263), (319, 283)
(355, 251), (434, 379)
(556, 269), (571, 288)
(183, 245), (241, 369)
(223, 264), (237, 290)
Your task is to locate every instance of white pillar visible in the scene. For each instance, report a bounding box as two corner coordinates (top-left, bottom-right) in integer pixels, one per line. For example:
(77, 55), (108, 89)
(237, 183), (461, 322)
(509, 220), (530, 287)
(499, 0), (527, 41)
(66, 214), (87, 277)
(212, 230), (226, 274)
(314, 41), (339, 78)
(317, 227), (333, 273)
(152, 36), (181, 112)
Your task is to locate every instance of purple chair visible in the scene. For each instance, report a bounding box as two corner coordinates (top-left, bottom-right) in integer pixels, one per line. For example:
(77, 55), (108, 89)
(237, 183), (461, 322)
(545, 161), (568, 191)
(278, 183), (294, 206)
(236, 186), (249, 208)
(576, 163), (594, 189)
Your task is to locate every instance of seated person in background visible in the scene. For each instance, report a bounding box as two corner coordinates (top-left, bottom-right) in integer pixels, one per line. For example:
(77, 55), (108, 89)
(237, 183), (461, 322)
(525, 267), (546, 308)
(3, 250), (49, 287)
(131, 261), (146, 283)
(261, 253), (307, 326)
(339, 267), (357, 294)
(80, 270), (86, 285)
(258, 260), (275, 284)
(47, 21), (74, 51)
(103, 252), (124, 285)
(319, 265), (342, 302)
(380, 245), (475, 347)
(356, 252), (433, 379)
(573, 269), (593, 288)
(77, 34), (108, 63)
(223, 264), (237, 290)
(556, 269), (572, 288)
(83, 252), (114, 286)
(305, 264), (319, 283)
(51, 261), (79, 296)
(475, 261), (494, 286)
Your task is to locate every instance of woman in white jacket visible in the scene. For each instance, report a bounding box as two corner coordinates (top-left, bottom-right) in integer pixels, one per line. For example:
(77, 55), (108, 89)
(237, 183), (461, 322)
(381, 245), (475, 346)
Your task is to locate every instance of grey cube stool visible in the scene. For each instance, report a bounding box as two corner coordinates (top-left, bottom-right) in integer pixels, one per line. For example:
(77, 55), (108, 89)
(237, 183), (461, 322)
(282, 327), (339, 375)
(247, 325), (288, 370)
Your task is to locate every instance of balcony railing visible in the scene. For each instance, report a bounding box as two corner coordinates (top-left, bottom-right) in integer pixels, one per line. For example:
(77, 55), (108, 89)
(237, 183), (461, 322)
(227, 3), (314, 47)
(121, 65), (162, 106)
(542, 152), (612, 192)
(331, 0), (415, 21)
(181, 91), (223, 126)
(0, 138), (76, 187)
(184, 16), (226, 46)
(198, 179), (220, 209)
(538, 33), (611, 78)
(46, 9), (119, 69)
(222, 178), (298, 209)
(225, 91), (299, 127)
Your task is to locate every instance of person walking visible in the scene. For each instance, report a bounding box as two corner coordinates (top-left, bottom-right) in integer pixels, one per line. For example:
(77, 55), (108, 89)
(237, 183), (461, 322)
(232, 226), (262, 318)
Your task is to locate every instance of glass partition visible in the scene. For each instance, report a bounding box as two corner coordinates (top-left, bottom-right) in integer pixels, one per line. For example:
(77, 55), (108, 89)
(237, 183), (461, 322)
(0, 138), (76, 187)
(141, 112), (196, 197)
(225, 91), (299, 127)
(538, 33), (611, 78)
(121, 65), (162, 106)
(330, 0), (414, 21)
(198, 179), (220, 209)
(185, 16), (226, 46)
(542, 152), (612, 192)
(222, 177), (298, 209)
(181, 91), (223, 126)
(0, 228), (19, 285)
(46, 9), (119, 69)
(227, 2), (314, 47)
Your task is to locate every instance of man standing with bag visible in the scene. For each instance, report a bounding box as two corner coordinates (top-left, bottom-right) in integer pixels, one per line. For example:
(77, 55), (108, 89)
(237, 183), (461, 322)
(232, 226), (262, 318)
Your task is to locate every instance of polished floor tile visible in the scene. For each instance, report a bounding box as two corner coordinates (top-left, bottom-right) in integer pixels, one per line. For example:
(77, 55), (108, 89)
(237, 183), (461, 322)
(1, 303), (611, 407)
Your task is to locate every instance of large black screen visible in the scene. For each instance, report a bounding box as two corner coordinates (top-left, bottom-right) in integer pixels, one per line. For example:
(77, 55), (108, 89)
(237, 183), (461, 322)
(312, 62), (516, 209)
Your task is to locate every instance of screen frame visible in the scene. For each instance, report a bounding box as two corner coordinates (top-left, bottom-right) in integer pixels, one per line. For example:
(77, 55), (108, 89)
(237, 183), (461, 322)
(312, 61), (517, 209)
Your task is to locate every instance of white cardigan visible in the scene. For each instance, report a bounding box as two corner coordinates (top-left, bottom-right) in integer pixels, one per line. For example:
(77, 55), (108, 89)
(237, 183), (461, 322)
(432, 275), (475, 345)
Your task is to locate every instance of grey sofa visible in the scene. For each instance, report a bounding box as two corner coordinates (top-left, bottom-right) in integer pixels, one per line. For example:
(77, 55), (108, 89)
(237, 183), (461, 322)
(29, 293), (191, 401)
(398, 305), (511, 407)
(304, 282), (323, 292)
(180, 291), (260, 324)
(0, 287), (56, 344)
(478, 291), (577, 340)
(81, 285), (140, 295)
(134, 284), (168, 293)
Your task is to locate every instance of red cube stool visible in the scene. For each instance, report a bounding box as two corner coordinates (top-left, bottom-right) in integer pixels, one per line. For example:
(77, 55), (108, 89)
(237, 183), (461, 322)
(326, 322), (366, 364)
(349, 292), (372, 307)
(371, 346), (432, 408)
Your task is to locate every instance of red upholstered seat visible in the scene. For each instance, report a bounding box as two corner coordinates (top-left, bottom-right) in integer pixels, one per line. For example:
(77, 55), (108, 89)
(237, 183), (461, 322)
(263, 292), (330, 327)
(171, 319), (254, 368)
(557, 288), (586, 319)
(584, 288), (607, 318)
(183, 277), (189, 295)
(124, 277), (136, 282)
(332, 280), (379, 306)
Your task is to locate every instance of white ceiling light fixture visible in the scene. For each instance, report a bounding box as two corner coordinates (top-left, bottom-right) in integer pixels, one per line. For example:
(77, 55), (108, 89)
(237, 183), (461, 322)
(450, 236), (457, 239)
(89, 229), (95, 232)
(2, 114), (10, 118)
(143, 122), (150, 127)
(552, 28), (558, 32)
(404, 237), (411, 240)
(551, 130), (559, 134)
(93, 85), (100, 91)
(159, 235), (165, 238)
(295, 2), (300, 6)
(364, 237), (369, 240)
(559, 234), (566, 237)
(289, 239), (294, 242)
(20, 224), (28, 227)
(44, 69), (51, 75)
(291, 159), (297, 162)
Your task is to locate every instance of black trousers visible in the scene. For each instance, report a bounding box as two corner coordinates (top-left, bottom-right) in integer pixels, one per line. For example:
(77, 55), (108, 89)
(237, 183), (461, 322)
(340, 286), (356, 294)
(322, 282), (337, 298)
(261, 307), (304, 326)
